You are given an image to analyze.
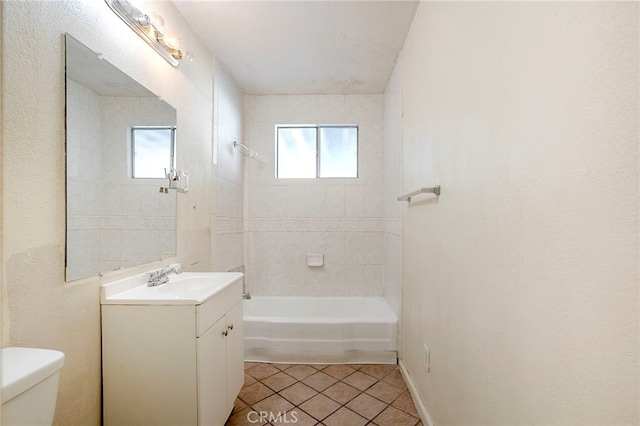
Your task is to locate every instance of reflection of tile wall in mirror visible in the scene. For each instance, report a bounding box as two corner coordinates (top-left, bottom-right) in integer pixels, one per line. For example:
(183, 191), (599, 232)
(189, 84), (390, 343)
(64, 34), (177, 281)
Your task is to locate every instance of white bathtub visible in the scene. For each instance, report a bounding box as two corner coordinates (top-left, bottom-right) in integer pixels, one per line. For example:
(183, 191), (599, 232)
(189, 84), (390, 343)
(243, 296), (398, 364)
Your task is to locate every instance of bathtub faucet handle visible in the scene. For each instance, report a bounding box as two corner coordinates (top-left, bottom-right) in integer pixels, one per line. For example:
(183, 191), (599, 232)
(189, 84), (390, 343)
(242, 279), (251, 299)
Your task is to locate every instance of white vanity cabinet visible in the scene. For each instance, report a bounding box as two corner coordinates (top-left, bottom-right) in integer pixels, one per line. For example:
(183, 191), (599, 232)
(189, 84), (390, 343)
(197, 299), (244, 426)
(101, 277), (243, 426)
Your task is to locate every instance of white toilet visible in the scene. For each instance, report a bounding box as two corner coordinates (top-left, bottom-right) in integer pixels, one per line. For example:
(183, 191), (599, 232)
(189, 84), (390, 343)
(1, 347), (65, 426)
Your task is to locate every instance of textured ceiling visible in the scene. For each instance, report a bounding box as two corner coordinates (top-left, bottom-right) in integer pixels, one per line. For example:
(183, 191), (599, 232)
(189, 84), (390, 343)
(175, 1), (419, 94)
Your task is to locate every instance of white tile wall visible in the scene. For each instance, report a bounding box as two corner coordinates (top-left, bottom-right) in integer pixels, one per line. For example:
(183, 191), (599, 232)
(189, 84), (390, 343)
(66, 79), (178, 280)
(212, 59), (245, 272)
(66, 80), (104, 279)
(243, 94), (389, 297)
(99, 96), (177, 270)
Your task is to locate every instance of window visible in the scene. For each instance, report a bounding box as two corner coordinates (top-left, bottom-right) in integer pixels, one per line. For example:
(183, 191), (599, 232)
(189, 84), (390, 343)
(276, 125), (358, 178)
(131, 126), (176, 178)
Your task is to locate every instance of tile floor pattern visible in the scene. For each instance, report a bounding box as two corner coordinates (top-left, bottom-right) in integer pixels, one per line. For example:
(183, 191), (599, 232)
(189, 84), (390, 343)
(226, 362), (423, 426)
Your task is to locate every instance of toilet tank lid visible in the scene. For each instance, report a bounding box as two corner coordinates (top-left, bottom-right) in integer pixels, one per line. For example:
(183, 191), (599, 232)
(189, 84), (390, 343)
(1, 347), (65, 403)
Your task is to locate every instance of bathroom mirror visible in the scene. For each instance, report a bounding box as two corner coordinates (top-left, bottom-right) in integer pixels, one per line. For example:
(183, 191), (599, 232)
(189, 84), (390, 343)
(65, 34), (177, 281)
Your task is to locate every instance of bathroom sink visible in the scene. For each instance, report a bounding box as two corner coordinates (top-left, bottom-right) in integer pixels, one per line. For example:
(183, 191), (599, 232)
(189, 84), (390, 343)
(155, 276), (219, 293)
(101, 270), (244, 305)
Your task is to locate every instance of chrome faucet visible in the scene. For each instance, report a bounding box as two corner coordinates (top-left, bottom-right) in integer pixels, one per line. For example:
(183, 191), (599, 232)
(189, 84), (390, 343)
(147, 264), (182, 287)
(164, 264), (183, 276)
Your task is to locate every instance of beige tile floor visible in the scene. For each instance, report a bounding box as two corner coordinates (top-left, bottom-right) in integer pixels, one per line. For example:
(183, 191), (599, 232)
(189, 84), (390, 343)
(226, 362), (423, 426)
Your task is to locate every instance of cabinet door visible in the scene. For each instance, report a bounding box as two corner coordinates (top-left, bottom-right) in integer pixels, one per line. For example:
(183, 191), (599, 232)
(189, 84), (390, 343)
(225, 301), (244, 412)
(197, 316), (228, 426)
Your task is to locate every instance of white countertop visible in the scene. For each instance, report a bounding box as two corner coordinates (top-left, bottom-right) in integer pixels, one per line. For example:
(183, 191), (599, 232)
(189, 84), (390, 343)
(101, 271), (244, 305)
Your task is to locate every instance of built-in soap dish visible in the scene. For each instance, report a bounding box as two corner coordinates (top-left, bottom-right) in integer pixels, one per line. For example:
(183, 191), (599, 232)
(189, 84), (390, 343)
(307, 254), (324, 267)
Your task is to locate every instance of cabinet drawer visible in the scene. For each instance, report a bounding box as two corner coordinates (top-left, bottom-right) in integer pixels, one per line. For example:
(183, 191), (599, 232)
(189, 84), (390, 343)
(196, 278), (242, 337)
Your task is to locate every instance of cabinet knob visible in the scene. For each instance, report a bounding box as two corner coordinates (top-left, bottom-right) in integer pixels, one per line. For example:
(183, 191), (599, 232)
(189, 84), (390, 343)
(222, 330), (228, 337)
(228, 324), (234, 330)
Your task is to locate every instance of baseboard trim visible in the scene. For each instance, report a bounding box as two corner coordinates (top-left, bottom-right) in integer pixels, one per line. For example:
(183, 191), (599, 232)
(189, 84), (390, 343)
(398, 359), (435, 426)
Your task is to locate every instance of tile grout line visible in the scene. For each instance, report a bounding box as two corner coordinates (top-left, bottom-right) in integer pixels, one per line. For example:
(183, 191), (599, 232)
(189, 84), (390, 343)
(231, 363), (421, 426)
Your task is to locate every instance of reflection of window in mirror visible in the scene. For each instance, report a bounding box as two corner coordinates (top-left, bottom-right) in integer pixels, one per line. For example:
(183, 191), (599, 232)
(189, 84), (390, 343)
(131, 126), (176, 178)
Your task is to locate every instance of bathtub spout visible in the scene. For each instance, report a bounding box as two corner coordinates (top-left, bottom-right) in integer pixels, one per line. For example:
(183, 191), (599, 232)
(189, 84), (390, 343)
(243, 292), (252, 300)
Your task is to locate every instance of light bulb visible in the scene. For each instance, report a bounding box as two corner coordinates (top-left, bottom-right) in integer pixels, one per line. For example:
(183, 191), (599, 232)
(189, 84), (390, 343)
(161, 33), (180, 50)
(148, 12), (164, 32)
(182, 51), (194, 63)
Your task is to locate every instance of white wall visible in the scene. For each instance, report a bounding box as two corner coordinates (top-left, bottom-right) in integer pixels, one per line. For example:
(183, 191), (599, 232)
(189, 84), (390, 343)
(1, 1), (215, 424)
(212, 58), (245, 273)
(397, 2), (639, 424)
(383, 58), (404, 319)
(0, 3), (4, 360)
(243, 95), (389, 297)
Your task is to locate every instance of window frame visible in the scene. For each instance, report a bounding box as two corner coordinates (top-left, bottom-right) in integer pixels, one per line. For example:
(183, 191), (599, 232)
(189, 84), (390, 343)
(276, 124), (359, 179)
(130, 125), (177, 179)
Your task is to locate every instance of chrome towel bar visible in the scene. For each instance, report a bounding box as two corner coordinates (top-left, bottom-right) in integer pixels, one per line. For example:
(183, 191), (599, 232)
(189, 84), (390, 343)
(397, 185), (441, 202)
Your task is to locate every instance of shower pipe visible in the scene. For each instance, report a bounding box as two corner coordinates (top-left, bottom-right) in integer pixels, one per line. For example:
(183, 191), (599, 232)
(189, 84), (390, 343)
(233, 141), (258, 158)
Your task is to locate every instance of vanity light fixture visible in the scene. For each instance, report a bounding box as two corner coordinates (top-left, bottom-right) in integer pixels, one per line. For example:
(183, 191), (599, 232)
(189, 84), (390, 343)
(104, 0), (193, 67)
